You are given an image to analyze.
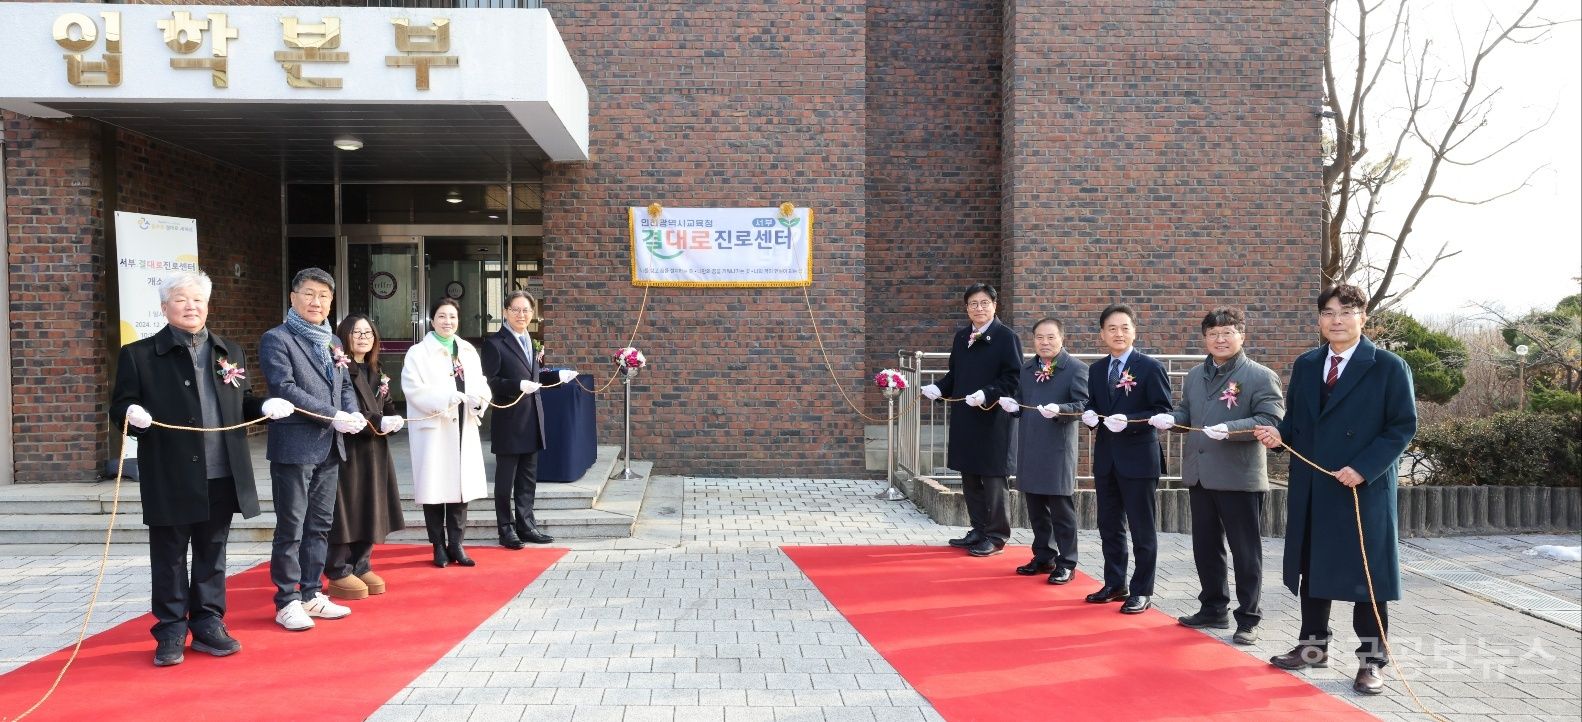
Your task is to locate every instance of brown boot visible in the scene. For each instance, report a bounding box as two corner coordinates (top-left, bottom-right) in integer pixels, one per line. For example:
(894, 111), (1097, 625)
(326, 574), (369, 601)
(357, 570), (386, 595)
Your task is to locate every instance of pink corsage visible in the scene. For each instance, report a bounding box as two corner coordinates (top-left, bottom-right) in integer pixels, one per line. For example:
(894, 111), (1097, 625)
(452, 356), (465, 380)
(216, 357), (246, 388)
(1115, 369), (1137, 395)
(329, 343), (351, 370)
(1219, 381), (1240, 408)
(1033, 357), (1056, 383)
(533, 338), (546, 365)
(377, 373), (391, 398)
(874, 369), (908, 390)
(968, 330), (991, 348)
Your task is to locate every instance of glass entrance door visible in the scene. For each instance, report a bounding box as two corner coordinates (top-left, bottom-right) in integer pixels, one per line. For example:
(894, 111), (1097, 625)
(344, 236), (425, 343)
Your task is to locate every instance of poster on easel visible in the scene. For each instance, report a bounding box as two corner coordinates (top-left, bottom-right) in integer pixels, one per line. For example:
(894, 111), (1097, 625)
(112, 212), (199, 475)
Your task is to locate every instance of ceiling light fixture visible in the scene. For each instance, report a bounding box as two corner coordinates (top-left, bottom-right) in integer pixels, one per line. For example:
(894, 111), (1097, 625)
(445, 188), (463, 205)
(333, 136), (363, 151)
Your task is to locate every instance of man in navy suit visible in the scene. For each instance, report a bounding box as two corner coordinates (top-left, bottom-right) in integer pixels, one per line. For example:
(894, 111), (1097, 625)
(1255, 284), (1416, 696)
(920, 283), (1022, 557)
(1081, 304), (1172, 614)
(480, 290), (577, 548)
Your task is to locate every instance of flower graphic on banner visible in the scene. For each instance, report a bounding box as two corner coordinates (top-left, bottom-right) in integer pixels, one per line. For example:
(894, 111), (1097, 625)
(216, 357), (246, 388)
(1115, 369), (1137, 395)
(1219, 381), (1241, 408)
(1033, 357), (1057, 383)
(873, 369), (908, 390)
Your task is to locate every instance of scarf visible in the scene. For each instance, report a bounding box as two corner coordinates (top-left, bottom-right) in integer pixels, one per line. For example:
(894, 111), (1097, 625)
(285, 307), (337, 379)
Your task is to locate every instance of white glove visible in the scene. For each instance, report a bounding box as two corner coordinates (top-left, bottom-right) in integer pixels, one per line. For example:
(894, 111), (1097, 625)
(921, 384), (942, 401)
(1203, 423), (1230, 441)
(448, 391), (470, 408)
(125, 404), (153, 430)
(963, 390), (986, 408)
(469, 394), (491, 414)
(1103, 413), (1128, 433)
(332, 410), (365, 434)
(1081, 409), (1100, 428)
(1038, 403), (1059, 419)
(380, 415), (405, 434)
(519, 380), (542, 395)
(997, 396), (1019, 413)
(261, 398), (294, 420)
(1149, 413), (1175, 431)
(558, 369), (578, 384)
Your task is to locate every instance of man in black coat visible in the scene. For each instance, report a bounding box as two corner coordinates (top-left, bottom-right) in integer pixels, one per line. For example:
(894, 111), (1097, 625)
(920, 283), (1022, 557)
(110, 270), (293, 667)
(1080, 304), (1172, 614)
(479, 290), (577, 548)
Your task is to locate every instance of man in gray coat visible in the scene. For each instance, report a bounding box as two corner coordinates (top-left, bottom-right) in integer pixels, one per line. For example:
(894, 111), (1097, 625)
(1150, 307), (1284, 645)
(997, 317), (1089, 584)
(260, 267), (367, 631)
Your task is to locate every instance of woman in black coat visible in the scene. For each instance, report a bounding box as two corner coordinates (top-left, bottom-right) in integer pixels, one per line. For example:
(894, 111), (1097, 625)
(325, 314), (407, 600)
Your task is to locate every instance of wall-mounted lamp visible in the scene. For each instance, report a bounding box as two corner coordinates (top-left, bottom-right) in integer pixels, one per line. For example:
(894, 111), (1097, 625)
(333, 136), (363, 151)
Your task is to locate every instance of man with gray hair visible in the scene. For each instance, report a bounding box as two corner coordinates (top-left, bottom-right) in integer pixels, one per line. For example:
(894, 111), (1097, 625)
(112, 270), (294, 666)
(260, 267), (367, 631)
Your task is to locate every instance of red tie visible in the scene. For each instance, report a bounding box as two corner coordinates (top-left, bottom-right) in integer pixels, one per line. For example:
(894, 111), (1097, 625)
(1326, 355), (1342, 388)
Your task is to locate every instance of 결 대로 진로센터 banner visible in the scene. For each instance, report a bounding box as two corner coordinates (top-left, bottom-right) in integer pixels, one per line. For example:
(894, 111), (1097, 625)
(628, 205), (812, 287)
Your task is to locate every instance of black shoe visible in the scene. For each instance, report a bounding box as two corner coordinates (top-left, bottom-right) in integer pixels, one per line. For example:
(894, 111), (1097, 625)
(948, 531), (985, 548)
(1119, 595), (1152, 614)
(1084, 585), (1129, 603)
(432, 543), (449, 568)
(153, 636), (185, 667)
(967, 538), (1005, 557)
(1233, 626), (1259, 645)
(447, 543), (476, 567)
(1270, 644), (1329, 670)
(1047, 567), (1074, 585)
(1177, 611), (1231, 629)
(498, 525), (525, 550)
(1015, 559), (1057, 576)
(519, 525), (554, 544)
(191, 623), (241, 657)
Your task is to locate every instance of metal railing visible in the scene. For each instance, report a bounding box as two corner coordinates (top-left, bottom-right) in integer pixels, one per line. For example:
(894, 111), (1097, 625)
(896, 350), (1204, 488)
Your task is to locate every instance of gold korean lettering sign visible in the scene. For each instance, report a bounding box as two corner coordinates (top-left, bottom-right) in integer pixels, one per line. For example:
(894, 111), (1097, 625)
(385, 18), (459, 91)
(158, 11), (238, 88)
(54, 12), (122, 87)
(275, 17), (347, 89)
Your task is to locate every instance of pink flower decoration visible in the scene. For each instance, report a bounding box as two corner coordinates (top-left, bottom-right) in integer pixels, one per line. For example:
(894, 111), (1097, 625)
(451, 356), (465, 380)
(874, 369), (908, 390)
(1115, 369), (1137, 395)
(968, 330), (991, 348)
(1033, 357), (1056, 383)
(330, 343), (352, 370)
(378, 373), (391, 398)
(216, 358), (246, 388)
(613, 347), (647, 369)
(1219, 381), (1240, 408)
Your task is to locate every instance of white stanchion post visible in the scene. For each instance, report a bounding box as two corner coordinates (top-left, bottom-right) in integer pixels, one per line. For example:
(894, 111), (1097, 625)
(875, 384), (905, 500)
(617, 364), (641, 480)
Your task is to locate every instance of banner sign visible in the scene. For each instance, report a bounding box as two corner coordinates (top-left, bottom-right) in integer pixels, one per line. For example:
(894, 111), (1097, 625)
(628, 206), (812, 287)
(115, 211), (199, 345)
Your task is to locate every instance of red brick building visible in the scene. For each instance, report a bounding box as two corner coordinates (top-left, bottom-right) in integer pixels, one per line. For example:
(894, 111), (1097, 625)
(1, 0), (1322, 484)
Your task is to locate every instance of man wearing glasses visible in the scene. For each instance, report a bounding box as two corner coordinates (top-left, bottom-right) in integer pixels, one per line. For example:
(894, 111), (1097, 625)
(920, 283), (1022, 557)
(480, 291), (578, 548)
(1254, 284), (1417, 696)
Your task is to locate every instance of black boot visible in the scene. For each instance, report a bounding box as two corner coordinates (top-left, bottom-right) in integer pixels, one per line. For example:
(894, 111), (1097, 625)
(423, 504), (449, 567)
(445, 503), (475, 567)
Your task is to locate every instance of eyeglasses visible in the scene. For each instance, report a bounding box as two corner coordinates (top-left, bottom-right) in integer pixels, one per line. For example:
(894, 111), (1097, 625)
(294, 291), (333, 302)
(1204, 330), (1240, 340)
(966, 300), (995, 309)
(1319, 309), (1363, 320)
(506, 307), (534, 315)
(350, 330), (375, 338)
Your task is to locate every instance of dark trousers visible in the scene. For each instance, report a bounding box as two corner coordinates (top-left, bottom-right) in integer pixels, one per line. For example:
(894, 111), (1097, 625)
(1093, 470), (1158, 595)
(1025, 492), (1078, 571)
(494, 451), (540, 532)
(269, 458), (339, 609)
(326, 541), (374, 580)
(960, 473), (1011, 543)
(148, 477), (238, 641)
(1297, 519), (1390, 666)
(1188, 485), (1265, 628)
(423, 503), (468, 549)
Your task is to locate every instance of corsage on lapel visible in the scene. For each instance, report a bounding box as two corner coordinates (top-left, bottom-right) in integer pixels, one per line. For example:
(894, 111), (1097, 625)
(1115, 369), (1137, 395)
(329, 343), (351, 370)
(968, 329), (991, 348)
(216, 357), (246, 388)
(1033, 357), (1056, 383)
(1219, 381), (1240, 408)
(377, 373), (391, 399)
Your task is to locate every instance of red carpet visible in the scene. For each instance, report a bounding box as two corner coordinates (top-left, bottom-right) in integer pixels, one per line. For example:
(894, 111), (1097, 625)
(784, 545), (1375, 722)
(0, 544), (564, 722)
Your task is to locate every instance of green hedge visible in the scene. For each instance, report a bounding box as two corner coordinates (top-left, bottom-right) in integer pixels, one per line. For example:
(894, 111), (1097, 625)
(1412, 411), (1581, 487)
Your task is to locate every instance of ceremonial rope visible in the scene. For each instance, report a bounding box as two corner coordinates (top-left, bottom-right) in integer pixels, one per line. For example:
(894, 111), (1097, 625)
(800, 286), (919, 424)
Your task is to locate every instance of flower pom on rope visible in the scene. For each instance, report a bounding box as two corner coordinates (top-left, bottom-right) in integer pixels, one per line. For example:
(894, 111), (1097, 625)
(614, 347), (647, 369)
(874, 368), (908, 390)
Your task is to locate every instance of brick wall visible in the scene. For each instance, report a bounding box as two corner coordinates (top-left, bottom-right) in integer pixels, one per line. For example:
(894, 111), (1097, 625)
(542, 1), (869, 477)
(1001, 0), (1323, 367)
(865, 1), (1004, 417)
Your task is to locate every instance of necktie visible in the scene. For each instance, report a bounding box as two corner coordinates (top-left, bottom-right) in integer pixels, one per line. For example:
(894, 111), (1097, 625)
(1108, 358), (1121, 388)
(1326, 355), (1342, 388)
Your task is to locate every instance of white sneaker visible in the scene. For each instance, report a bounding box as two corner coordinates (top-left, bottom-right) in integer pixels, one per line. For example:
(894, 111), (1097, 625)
(302, 591), (351, 620)
(275, 600), (314, 631)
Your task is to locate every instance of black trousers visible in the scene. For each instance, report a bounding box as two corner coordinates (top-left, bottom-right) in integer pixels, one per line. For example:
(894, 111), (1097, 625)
(1024, 492), (1078, 570)
(494, 451), (541, 532)
(1297, 518), (1390, 666)
(1188, 485), (1265, 628)
(148, 477), (238, 641)
(960, 473), (1011, 543)
(326, 541), (374, 580)
(422, 503), (468, 549)
(1093, 470), (1158, 595)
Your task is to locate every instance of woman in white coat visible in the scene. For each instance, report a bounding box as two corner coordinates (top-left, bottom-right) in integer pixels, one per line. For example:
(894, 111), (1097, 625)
(402, 298), (490, 567)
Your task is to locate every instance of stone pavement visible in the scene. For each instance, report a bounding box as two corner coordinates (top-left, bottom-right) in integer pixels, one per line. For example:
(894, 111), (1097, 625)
(1, 477), (1578, 721)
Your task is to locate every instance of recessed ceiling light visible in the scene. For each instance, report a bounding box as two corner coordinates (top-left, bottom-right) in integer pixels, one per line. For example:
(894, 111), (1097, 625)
(487, 214), (500, 220)
(333, 136), (363, 151)
(445, 188), (463, 204)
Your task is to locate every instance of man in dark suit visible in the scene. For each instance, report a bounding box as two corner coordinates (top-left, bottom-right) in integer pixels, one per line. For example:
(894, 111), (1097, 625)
(1255, 284), (1416, 696)
(1081, 304), (1172, 614)
(480, 290), (577, 548)
(997, 317), (1089, 583)
(920, 283), (1022, 557)
(111, 270), (293, 666)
